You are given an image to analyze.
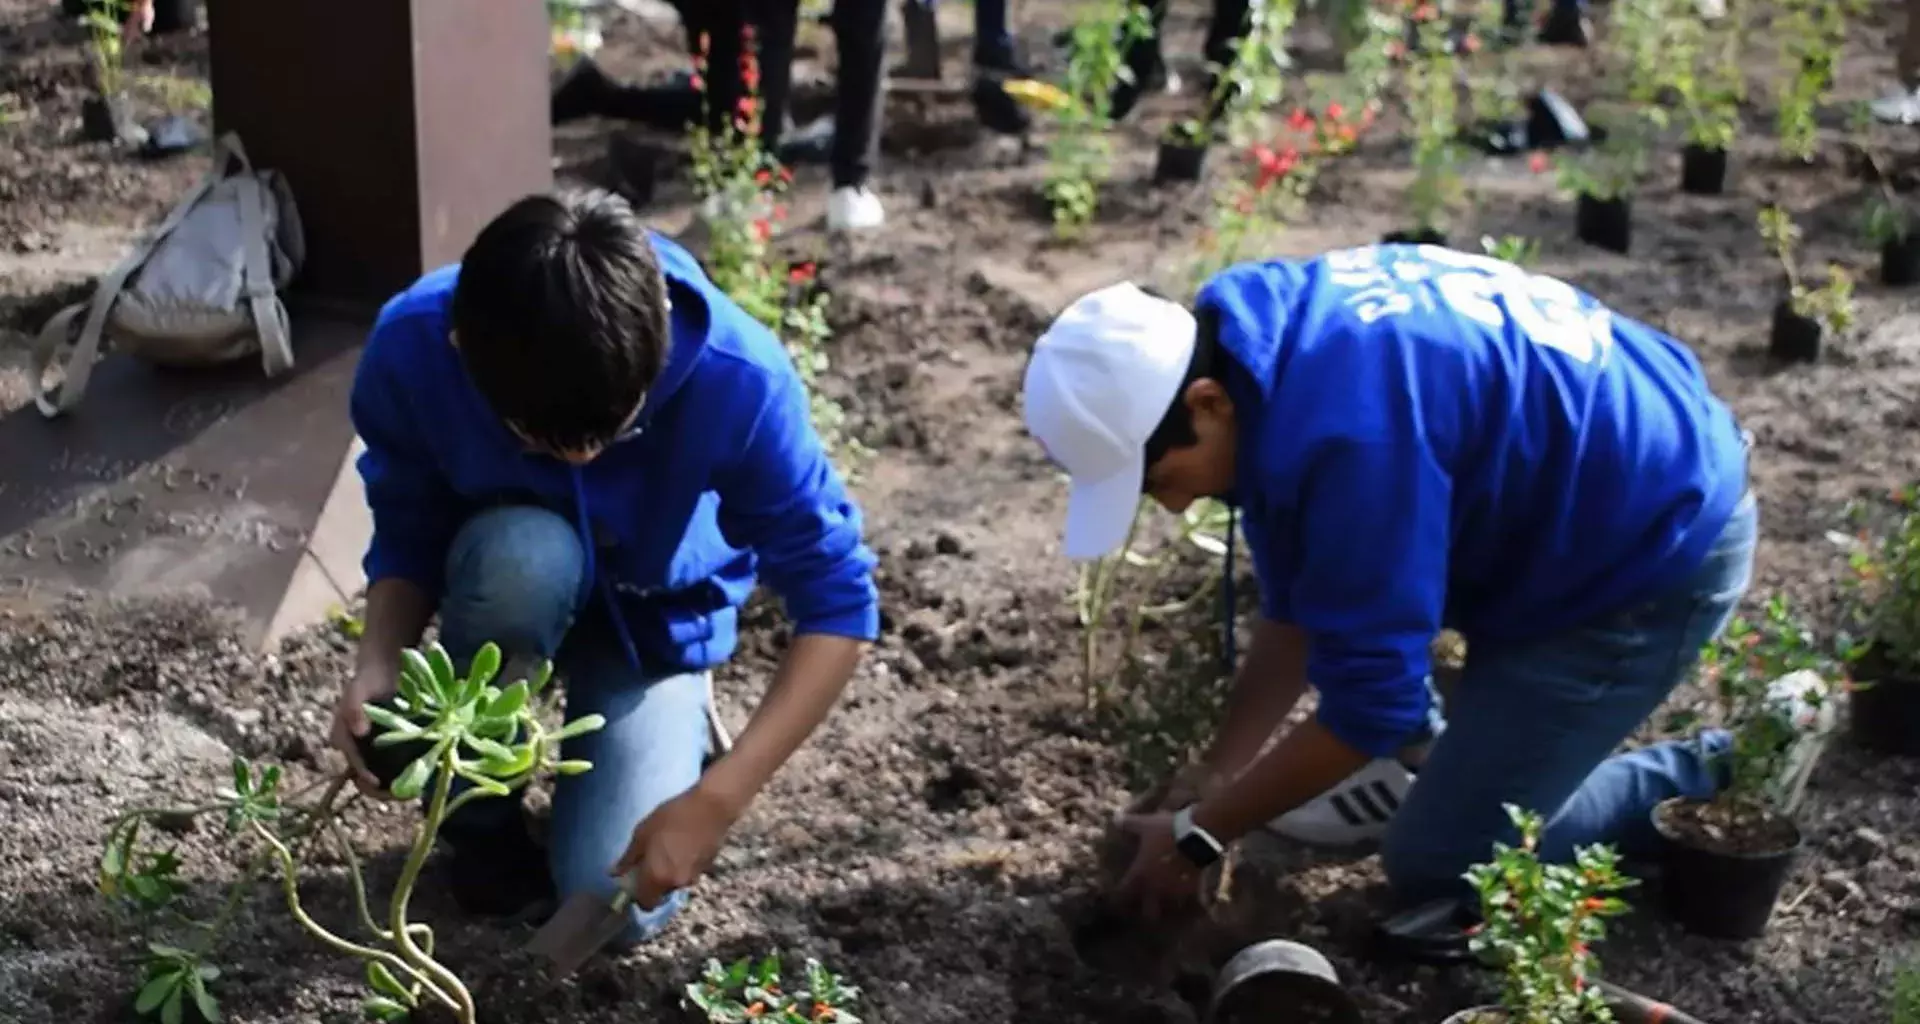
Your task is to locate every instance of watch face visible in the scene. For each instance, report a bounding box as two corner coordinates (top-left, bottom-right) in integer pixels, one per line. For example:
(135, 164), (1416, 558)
(1176, 830), (1222, 867)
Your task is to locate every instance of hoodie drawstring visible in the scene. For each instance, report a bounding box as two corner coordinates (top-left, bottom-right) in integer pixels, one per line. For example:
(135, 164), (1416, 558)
(1221, 505), (1239, 677)
(570, 466), (645, 673)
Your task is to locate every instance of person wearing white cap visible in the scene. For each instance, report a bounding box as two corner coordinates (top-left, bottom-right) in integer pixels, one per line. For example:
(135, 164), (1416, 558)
(1022, 244), (1772, 919)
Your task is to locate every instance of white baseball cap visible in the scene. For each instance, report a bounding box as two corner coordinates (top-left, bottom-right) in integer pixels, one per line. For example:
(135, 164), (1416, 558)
(1022, 282), (1197, 560)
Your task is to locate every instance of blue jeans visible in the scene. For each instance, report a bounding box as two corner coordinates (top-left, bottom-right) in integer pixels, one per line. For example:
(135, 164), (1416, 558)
(1381, 491), (1757, 908)
(430, 505), (711, 947)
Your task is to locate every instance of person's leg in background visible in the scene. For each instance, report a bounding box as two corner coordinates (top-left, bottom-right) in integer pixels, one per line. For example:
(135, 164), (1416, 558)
(1378, 492), (1759, 910)
(430, 506), (589, 918)
(827, 0), (889, 231)
(1106, 0), (1171, 121)
(545, 619), (713, 948)
(974, 0), (1022, 72)
(1870, 0), (1920, 124)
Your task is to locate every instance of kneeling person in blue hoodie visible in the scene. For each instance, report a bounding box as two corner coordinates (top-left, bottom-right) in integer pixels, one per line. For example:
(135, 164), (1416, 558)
(329, 189), (879, 944)
(1023, 244), (1760, 916)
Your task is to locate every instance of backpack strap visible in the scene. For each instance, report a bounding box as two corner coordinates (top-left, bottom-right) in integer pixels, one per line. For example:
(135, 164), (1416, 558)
(31, 132), (252, 418)
(236, 170), (294, 377)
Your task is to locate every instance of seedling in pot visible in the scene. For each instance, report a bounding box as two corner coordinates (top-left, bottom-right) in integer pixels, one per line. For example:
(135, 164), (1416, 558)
(1665, 16), (1743, 195)
(1155, 118), (1212, 184)
(1835, 485), (1920, 755)
(1652, 595), (1843, 939)
(684, 953), (863, 1024)
(1771, 0), (1859, 163)
(1451, 805), (1636, 1024)
(1848, 107), (1920, 287)
(1759, 205), (1855, 363)
(98, 641), (603, 1024)
(80, 0), (141, 144)
(1042, 0), (1153, 239)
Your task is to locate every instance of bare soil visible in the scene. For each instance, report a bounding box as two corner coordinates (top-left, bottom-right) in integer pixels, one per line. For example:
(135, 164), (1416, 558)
(6, 1), (1920, 1023)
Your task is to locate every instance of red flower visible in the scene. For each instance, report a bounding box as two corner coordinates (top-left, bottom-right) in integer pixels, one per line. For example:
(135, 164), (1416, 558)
(1325, 101), (1345, 122)
(1336, 123), (1357, 145)
(1253, 144), (1299, 191)
(789, 262), (817, 284)
(753, 219), (772, 242)
(741, 24), (755, 43)
(737, 96), (756, 118)
(778, 166), (794, 184)
(1413, 2), (1437, 19)
(690, 73), (705, 92)
(1461, 32), (1482, 53)
(1286, 107), (1312, 132)
(1528, 151), (1550, 174)
(742, 54), (761, 93)
(755, 169), (772, 185)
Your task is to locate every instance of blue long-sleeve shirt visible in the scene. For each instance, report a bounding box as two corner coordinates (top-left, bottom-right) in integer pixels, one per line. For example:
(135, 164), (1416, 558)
(348, 231), (880, 673)
(1196, 245), (1749, 757)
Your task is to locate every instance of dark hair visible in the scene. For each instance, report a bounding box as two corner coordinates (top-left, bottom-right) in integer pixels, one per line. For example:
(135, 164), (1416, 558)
(1142, 303), (1223, 470)
(450, 188), (671, 454)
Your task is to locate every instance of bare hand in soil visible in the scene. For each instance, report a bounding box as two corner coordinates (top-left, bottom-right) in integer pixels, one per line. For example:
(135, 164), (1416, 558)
(611, 785), (736, 910)
(330, 669), (397, 798)
(1111, 811), (1201, 922)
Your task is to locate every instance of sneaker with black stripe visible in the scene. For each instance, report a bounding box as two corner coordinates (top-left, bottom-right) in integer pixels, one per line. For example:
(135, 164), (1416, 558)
(1266, 757), (1414, 846)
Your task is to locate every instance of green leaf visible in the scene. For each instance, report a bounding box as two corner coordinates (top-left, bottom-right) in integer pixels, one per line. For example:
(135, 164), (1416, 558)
(186, 972), (220, 1022)
(363, 703), (419, 735)
(372, 730), (425, 749)
(555, 760), (594, 776)
(488, 680), (530, 721)
(469, 642), (503, 690)
(362, 996), (410, 1021)
(148, 943), (193, 959)
(135, 973), (177, 1014)
(390, 757), (434, 800)
(552, 714), (608, 742)
(461, 735), (514, 761)
(230, 758), (250, 798)
(366, 962), (411, 1003)
(400, 648), (437, 701)
(161, 985), (184, 1024)
(425, 643), (457, 695)
(100, 824), (133, 891)
(477, 746), (537, 778)
(528, 659), (556, 695)
(259, 764), (281, 795)
(454, 769), (511, 797)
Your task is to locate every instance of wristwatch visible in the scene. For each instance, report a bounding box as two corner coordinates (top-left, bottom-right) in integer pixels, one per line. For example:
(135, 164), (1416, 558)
(1171, 805), (1225, 869)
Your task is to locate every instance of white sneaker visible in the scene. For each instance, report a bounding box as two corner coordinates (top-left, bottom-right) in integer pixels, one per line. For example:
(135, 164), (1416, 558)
(1267, 757), (1415, 846)
(1763, 669), (1838, 815)
(1870, 84), (1920, 125)
(827, 185), (885, 232)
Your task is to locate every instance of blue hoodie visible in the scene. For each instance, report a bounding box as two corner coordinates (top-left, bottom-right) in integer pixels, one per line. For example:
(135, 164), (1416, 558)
(1194, 244), (1749, 758)
(348, 231), (880, 674)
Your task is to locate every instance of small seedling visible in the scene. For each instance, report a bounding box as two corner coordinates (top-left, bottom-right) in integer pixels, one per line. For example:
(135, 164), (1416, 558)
(100, 642), (603, 1024)
(684, 28), (859, 464)
(82, 0), (128, 99)
(1481, 234), (1539, 266)
(1759, 205), (1855, 335)
(684, 954), (863, 1024)
(1838, 484), (1920, 675)
(1666, 17), (1744, 152)
(1042, 0), (1153, 238)
(1463, 805), (1636, 1024)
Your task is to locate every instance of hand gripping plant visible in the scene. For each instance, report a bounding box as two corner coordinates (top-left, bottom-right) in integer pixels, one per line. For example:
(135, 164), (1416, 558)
(99, 642), (604, 1024)
(1458, 805), (1637, 1024)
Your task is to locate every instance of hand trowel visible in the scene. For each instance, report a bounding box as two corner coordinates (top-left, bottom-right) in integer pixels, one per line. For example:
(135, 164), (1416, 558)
(524, 871), (642, 980)
(525, 696), (736, 979)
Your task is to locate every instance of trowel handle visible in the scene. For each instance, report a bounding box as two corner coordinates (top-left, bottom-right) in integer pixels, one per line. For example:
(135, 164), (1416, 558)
(1595, 980), (1712, 1024)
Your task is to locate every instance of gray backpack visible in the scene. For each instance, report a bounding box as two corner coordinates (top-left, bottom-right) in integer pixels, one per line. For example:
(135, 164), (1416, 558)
(30, 132), (304, 418)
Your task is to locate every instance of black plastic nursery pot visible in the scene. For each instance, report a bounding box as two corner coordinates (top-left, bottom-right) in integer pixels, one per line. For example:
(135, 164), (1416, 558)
(1680, 144), (1728, 195)
(81, 95), (130, 144)
(1768, 299), (1823, 363)
(1382, 228), (1448, 246)
(1882, 234), (1920, 287)
(1575, 193), (1631, 254)
(1847, 649), (1920, 756)
(1652, 796), (1805, 940)
(1153, 140), (1208, 184)
(1208, 940), (1361, 1024)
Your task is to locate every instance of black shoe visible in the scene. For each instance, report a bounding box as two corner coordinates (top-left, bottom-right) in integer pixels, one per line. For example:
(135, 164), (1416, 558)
(1107, 51), (1168, 122)
(971, 77), (1032, 136)
(444, 820), (556, 920)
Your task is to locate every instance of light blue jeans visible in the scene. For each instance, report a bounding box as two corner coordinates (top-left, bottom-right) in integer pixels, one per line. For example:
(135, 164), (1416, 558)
(1381, 490), (1758, 907)
(431, 505), (710, 947)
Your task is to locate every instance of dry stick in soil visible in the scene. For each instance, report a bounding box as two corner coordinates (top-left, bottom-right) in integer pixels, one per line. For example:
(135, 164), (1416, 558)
(99, 641), (605, 1024)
